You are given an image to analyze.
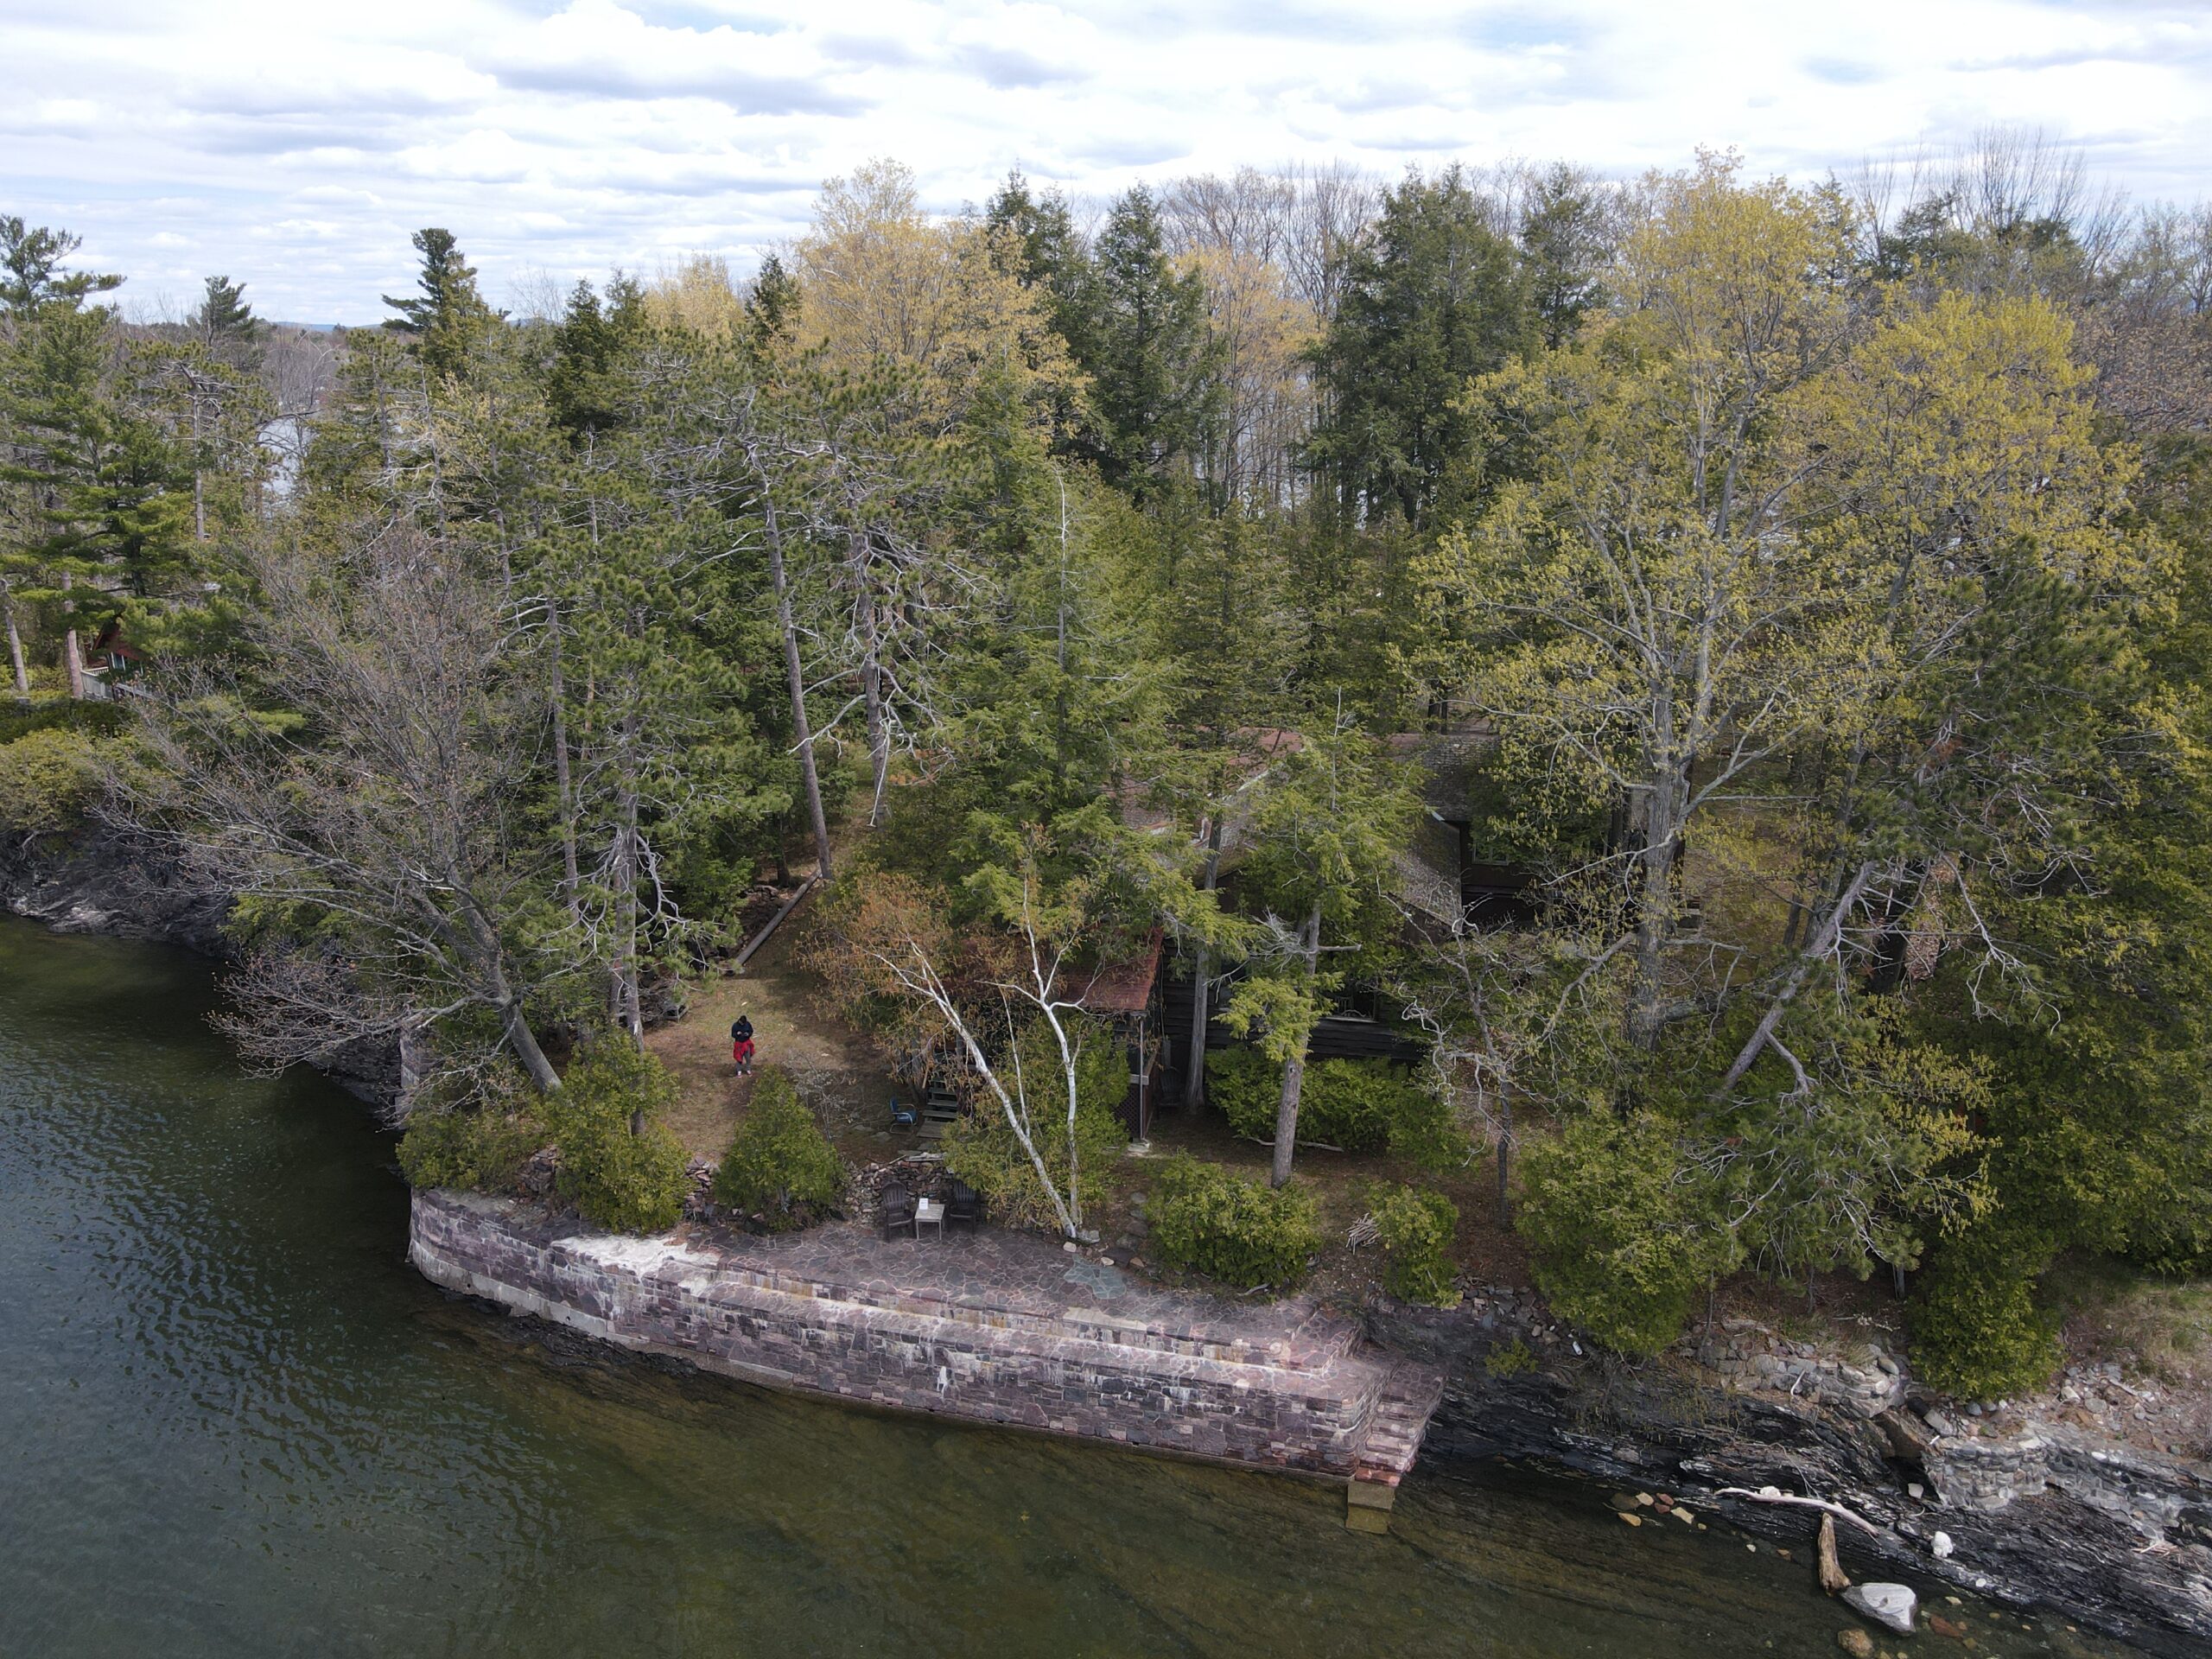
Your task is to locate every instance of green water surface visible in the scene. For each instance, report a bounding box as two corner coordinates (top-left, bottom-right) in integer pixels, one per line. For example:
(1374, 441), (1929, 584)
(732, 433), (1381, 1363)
(0, 919), (2133, 1657)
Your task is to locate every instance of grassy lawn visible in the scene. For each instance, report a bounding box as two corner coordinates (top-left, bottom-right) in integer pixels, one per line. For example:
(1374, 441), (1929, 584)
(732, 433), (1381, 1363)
(2044, 1254), (2212, 1385)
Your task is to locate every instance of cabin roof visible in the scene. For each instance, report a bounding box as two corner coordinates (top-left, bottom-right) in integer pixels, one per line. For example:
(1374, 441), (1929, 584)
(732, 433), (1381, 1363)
(1386, 728), (1492, 823)
(1074, 926), (1164, 1016)
(89, 618), (143, 659)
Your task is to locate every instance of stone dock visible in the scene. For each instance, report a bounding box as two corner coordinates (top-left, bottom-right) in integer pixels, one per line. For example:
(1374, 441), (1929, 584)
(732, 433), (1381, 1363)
(410, 1190), (1444, 1519)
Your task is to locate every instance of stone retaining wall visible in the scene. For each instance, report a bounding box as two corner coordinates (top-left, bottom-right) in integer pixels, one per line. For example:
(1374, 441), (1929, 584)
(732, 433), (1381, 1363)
(409, 1189), (1435, 1481)
(1695, 1319), (1908, 1418)
(1927, 1422), (2211, 1533)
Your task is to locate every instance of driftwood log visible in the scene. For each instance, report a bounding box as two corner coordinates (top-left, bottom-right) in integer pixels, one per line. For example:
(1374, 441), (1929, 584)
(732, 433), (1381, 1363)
(1818, 1512), (1853, 1594)
(1713, 1485), (1880, 1535)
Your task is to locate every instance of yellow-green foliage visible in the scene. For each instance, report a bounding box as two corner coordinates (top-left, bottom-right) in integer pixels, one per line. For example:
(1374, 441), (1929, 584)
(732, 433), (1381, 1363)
(1483, 1338), (1537, 1378)
(545, 1039), (692, 1234)
(0, 726), (108, 836)
(1370, 1182), (1461, 1306)
(1149, 1154), (1321, 1291)
(711, 1066), (843, 1230)
(397, 1106), (542, 1192)
(1910, 1232), (2062, 1401)
(1517, 1112), (1737, 1356)
(1208, 1048), (1461, 1165)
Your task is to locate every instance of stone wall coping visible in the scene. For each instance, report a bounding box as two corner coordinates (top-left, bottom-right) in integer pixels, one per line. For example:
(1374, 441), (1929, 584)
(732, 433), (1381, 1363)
(426, 1189), (1361, 1373)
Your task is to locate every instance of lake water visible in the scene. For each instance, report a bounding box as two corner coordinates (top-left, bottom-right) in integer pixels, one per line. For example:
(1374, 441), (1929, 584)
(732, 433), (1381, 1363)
(0, 918), (2132, 1657)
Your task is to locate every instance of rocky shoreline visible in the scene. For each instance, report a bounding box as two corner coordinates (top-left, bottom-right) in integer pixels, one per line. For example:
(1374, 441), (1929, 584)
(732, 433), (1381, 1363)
(1370, 1294), (2212, 1657)
(10, 832), (2209, 1653)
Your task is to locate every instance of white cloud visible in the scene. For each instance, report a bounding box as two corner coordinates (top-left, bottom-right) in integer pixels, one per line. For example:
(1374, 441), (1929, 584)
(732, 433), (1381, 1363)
(1, 0), (2206, 321)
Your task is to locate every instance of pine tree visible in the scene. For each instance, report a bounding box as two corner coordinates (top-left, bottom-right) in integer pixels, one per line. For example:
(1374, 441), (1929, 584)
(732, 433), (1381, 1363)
(382, 227), (499, 379)
(0, 217), (122, 317)
(191, 276), (258, 359)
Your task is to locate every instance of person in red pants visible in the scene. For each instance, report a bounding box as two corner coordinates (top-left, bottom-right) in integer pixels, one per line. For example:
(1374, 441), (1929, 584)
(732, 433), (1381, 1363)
(730, 1013), (755, 1075)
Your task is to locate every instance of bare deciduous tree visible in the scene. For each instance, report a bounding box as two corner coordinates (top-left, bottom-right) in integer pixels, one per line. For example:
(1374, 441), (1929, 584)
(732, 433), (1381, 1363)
(119, 524), (571, 1092)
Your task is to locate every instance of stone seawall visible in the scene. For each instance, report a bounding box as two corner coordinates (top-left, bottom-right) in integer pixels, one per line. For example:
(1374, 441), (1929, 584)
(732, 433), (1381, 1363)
(409, 1190), (1442, 1491)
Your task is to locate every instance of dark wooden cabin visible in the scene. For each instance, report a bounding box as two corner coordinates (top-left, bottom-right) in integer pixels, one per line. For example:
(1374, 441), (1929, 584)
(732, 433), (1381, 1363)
(1132, 728), (1541, 1120)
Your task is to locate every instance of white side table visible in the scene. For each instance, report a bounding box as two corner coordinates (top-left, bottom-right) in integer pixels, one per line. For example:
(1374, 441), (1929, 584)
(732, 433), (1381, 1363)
(914, 1198), (945, 1241)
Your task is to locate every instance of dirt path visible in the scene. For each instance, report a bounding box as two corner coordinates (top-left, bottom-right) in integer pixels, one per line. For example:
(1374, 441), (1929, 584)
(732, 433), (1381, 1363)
(647, 917), (898, 1160)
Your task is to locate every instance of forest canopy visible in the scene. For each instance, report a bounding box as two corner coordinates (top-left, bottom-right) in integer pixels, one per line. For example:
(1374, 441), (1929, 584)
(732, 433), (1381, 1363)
(6, 135), (2211, 1391)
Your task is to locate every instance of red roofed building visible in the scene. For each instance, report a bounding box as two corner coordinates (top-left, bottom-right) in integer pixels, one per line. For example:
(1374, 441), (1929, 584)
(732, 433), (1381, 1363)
(1073, 926), (1166, 1141)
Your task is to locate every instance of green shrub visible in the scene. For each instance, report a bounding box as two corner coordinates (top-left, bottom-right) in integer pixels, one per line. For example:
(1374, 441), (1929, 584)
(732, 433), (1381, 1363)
(0, 726), (109, 836)
(1910, 1233), (2062, 1400)
(1370, 1182), (1461, 1306)
(712, 1066), (844, 1230)
(1206, 1046), (1283, 1137)
(1516, 1111), (1737, 1356)
(397, 1106), (542, 1192)
(1207, 1048), (1462, 1165)
(1149, 1154), (1321, 1291)
(1365, 1070), (1466, 1170)
(944, 1018), (1130, 1231)
(1483, 1338), (1537, 1378)
(545, 1039), (692, 1233)
(0, 698), (128, 747)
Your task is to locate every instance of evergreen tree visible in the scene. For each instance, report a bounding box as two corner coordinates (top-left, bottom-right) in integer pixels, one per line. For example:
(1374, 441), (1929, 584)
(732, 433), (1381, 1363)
(547, 276), (645, 442)
(982, 170), (1090, 341)
(742, 254), (798, 362)
(3, 301), (194, 607)
(1071, 187), (1219, 494)
(191, 275), (259, 359)
(1306, 165), (1535, 526)
(1221, 716), (1417, 1186)
(0, 217), (123, 317)
(382, 227), (499, 378)
(1516, 163), (1614, 349)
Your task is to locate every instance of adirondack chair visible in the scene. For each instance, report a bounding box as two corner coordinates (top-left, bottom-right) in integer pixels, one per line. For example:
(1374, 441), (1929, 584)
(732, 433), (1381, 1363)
(945, 1180), (982, 1233)
(879, 1182), (918, 1241)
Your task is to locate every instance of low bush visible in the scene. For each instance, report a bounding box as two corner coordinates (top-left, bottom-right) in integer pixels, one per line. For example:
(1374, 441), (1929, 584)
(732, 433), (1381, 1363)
(1207, 1048), (1462, 1166)
(1370, 1183), (1461, 1306)
(0, 698), (128, 747)
(1205, 1046), (1281, 1137)
(1483, 1338), (1536, 1378)
(396, 1105), (542, 1192)
(945, 1099), (1128, 1231)
(1148, 1154), (1321, 1291)
(1516, 1111), (1737, 1356)
(0, 726), (110, 837)
(712, 1066), (844, 1230)
(544, 1039), (692, 1234)
(1910, 1231), (2062, 1400)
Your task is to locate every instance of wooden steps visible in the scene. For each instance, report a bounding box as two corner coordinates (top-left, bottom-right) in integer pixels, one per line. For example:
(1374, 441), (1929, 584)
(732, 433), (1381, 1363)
(916, 1085), (961, 1141)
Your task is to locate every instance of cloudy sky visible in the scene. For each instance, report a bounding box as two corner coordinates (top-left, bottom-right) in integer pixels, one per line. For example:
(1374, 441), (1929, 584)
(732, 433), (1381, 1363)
(6, 0), (2209, 323)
